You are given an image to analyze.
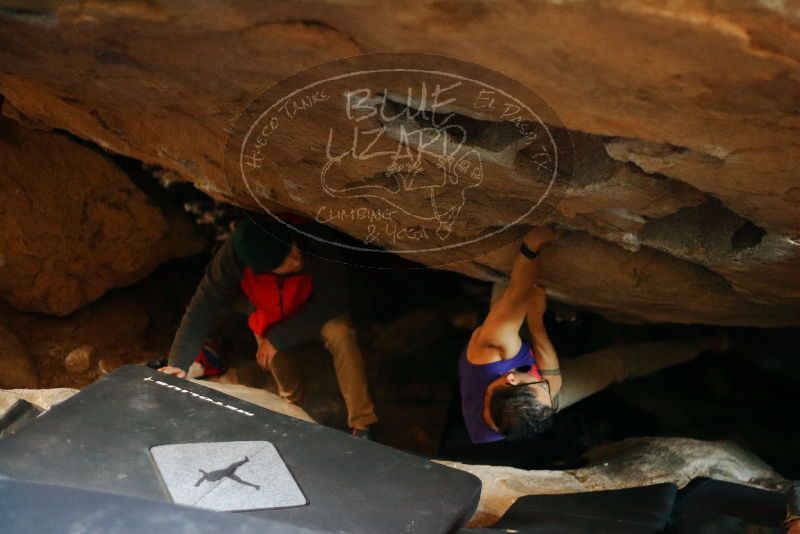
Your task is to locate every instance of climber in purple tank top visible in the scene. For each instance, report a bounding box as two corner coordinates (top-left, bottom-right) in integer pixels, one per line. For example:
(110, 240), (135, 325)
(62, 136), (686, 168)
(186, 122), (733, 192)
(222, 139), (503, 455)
(459, 226), (728, 444)
(459, 226), (563, 444)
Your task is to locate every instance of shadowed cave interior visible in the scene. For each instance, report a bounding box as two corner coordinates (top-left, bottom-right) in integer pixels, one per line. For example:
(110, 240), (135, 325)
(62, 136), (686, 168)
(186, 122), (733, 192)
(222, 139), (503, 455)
(1, 4), (799, 528)
(40, 173), (797, 480)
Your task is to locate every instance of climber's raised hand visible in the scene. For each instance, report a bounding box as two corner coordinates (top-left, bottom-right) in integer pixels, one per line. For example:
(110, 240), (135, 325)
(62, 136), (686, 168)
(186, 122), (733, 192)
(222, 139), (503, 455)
(523, 225), (563, 251)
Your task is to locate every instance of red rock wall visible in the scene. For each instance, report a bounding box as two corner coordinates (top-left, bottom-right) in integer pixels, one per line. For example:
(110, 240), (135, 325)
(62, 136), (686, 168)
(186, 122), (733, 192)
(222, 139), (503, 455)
(0, 0), (798, 326)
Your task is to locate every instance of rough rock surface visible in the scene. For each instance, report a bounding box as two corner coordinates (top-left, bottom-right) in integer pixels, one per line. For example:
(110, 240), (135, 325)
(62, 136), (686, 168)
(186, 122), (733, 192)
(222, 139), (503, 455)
(441, 436), (787, 527)
(0, 292), (155, 388)
(0, 115), (204, 316)
(0, 387), (78, 415)
(63, 345), (93, 374)
(0, 1), (798, 325)
(0, 321), (39, 388)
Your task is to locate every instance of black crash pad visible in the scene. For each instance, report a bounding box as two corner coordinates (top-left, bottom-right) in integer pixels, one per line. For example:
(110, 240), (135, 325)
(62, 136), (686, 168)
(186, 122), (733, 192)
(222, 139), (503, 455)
(486, 483), (678, 533)
(0, 365), (481, 534)
(671, 477), (786, 533)
(0, 477), (325, 534)
(0, 399), (42, 438)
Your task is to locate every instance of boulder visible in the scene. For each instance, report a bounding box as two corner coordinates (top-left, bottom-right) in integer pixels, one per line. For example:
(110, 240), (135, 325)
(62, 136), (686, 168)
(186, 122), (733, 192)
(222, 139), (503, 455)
(440, 436), (787, 527)
(0, 1), (798, 325)
(63, 345), (93, 374)
(0, 293), (154, 388)
(0, 116), (204, 316)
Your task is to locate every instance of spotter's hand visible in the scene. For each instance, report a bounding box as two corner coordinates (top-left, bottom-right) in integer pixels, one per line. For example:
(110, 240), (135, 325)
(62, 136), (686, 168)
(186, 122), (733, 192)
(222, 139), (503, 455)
(158, 366), (187, 378)
(256, 336), (278, 371)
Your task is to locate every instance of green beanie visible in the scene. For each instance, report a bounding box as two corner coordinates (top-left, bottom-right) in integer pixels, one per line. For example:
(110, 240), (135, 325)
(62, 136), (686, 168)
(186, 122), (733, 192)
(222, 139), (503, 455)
(231, 217), (293, 273)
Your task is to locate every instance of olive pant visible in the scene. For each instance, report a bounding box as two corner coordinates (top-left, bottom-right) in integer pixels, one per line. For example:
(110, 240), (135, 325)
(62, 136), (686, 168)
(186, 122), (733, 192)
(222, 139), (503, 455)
(555, 338), (705, 411)
(269, 315), (378, 429)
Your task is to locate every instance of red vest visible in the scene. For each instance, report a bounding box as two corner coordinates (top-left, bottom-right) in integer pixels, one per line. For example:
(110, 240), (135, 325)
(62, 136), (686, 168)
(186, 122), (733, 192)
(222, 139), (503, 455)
(240, 267), (313, 337)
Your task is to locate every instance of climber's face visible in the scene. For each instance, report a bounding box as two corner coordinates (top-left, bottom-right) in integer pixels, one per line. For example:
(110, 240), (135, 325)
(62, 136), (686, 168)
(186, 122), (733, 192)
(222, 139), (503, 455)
(271, 245), (303, 275)
(481, 370), (552, 431)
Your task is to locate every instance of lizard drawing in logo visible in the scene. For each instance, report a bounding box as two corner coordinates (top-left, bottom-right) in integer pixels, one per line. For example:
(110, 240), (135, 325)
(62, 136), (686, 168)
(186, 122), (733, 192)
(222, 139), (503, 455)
(321, 122), (484, 241)
(195, 456), (260, 490)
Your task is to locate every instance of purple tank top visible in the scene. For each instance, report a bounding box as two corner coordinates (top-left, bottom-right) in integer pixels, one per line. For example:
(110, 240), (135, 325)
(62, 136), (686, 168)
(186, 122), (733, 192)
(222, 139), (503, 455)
(458, 341), (538, 444)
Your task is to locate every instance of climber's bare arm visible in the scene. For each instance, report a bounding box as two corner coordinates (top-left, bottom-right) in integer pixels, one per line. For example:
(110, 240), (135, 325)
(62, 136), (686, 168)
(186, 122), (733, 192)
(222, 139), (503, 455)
(469, 226), (561, 363)
(527, 287), (562, 396)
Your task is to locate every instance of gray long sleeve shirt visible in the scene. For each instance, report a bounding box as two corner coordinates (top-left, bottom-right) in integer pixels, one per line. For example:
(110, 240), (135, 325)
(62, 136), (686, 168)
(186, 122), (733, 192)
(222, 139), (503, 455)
(167, 229), (349, 372)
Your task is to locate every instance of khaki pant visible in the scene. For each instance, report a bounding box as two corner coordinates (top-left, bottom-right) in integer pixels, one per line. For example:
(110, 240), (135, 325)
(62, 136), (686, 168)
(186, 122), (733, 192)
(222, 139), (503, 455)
(269, 315), (378, 429)
(556, 338), (705, 411)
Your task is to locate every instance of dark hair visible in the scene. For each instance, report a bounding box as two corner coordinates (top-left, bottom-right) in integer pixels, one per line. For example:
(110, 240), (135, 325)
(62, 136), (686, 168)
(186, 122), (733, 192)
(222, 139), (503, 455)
(489, 385), (554, 440)
(232, 218), (293, 272)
